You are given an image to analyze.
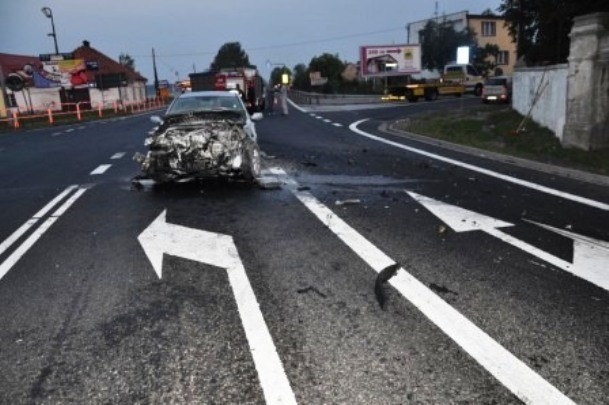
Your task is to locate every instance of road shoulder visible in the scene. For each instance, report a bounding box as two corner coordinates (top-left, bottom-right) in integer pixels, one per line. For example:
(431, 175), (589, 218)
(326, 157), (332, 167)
(381, 121), (609, 188)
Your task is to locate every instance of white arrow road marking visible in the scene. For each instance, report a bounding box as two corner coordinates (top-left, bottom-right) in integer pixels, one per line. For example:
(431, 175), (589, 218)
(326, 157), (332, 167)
(526, 219), (609, 292)
(408, 191), (609, 292)
(0, 186), (88, 281)
(137, 210), (297, 405)
(90, 164), (111, 175)
(350, 119), (609, 211)
(268, 167), (575, 405)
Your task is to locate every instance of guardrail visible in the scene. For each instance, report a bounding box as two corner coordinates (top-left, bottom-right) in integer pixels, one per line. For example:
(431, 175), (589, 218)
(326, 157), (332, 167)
(289, 90), (386, 105)
(0, 97), (167, 131)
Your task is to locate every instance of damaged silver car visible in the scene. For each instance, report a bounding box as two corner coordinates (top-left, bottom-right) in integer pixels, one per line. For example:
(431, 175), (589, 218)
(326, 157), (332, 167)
(134, 91), (263, 183)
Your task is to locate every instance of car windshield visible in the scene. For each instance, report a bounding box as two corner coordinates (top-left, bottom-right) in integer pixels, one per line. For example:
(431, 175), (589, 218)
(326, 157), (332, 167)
(167, 95), (244, 116)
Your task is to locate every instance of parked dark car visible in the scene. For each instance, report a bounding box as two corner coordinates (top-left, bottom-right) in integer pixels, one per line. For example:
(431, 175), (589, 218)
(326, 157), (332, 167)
(482, 76), (512, 103)
(134, 91), (263, 183)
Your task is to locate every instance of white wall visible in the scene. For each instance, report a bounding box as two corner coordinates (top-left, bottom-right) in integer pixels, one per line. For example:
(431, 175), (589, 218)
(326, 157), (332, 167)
(512, 64), (568, 140)
(11, 88), (62, 112)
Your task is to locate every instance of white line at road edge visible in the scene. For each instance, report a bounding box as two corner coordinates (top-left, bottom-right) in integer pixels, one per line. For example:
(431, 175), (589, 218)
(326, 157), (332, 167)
(349, 119), (609, 211)
(0, 186), (88, 281)
(268, 167), (575, 405)
(90, 164), (112, 175)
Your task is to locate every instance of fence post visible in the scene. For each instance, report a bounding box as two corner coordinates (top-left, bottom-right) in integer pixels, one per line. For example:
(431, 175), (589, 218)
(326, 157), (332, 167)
(98, 102), (103, 117)
(113, 101), (118, 114)
(12, 111), (19, 129)
(76, 103), (82, 120)
(47, 108), (54, 124)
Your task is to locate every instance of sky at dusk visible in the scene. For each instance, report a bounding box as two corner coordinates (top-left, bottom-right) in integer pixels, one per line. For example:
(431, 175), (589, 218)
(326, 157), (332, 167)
(1, 0), (502, 83)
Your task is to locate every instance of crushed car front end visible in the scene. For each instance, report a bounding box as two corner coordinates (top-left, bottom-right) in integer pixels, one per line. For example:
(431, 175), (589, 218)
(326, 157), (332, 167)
(134, 111), (261, 183)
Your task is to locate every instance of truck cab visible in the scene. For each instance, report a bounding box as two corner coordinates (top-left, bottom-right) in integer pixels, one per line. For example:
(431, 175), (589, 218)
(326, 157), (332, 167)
(443, 64), (484, 96)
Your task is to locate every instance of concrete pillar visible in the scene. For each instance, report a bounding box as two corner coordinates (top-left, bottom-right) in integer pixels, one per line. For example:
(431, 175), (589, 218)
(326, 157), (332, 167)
(563, 13), (609, 150)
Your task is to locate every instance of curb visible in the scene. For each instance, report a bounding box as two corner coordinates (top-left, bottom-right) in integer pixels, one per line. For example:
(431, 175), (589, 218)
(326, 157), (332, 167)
(381, 121), (609, 188)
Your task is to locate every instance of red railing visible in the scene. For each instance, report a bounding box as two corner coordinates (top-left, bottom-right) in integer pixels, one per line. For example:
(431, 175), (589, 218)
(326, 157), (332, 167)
(0, 97), (167, 130)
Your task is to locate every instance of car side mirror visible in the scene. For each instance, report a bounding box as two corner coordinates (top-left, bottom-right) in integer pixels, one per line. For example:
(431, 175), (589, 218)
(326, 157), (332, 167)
(150, 115), (163, 125)
(251, 112), (263, 121)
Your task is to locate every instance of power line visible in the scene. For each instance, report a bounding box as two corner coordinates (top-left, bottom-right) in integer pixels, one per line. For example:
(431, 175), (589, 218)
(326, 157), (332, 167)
(132, 26), (405, 58)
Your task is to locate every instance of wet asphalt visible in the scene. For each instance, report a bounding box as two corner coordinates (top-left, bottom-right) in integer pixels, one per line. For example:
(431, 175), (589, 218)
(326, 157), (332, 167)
(0, 100), (607, 404)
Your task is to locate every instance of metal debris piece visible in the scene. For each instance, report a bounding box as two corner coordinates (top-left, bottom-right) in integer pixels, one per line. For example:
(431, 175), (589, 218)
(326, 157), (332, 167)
(374, 263), (401, 310)
(429, 283), (458, 296)
(438, 225), (447, 234)
(335, 199), (361, 206)
(257, 177), (282, 190)
(297, 286), (327, 298)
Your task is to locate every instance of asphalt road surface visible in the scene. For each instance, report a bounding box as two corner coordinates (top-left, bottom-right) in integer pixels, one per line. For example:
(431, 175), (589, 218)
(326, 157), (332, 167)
(0, 98), (607, 404)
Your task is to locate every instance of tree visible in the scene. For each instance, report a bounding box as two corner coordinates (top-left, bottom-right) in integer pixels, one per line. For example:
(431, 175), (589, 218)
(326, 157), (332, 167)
(119, 53), (135, 70)
(291, 63), (310, 91)
(210, 42), (253, 71)
(420, 20), (476, 71)
(472, 43), (500, 76)
(498, 0), (609, 65)
(308, 53), (345, 93)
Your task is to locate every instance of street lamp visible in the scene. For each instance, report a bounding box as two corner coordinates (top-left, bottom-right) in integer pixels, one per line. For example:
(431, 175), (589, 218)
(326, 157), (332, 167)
(41, 6), (59, 54)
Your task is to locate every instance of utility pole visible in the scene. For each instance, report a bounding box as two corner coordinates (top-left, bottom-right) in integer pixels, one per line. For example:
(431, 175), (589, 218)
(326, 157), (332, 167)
(152, 48), (159, 95)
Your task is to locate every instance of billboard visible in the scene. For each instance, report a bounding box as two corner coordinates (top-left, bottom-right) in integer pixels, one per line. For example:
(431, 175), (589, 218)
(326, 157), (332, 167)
(33, 59), (89, 88)
(360, 44), (421, 77)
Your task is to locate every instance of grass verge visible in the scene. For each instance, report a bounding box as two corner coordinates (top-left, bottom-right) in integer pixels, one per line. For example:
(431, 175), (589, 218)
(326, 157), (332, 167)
(393, 105), (609, 176)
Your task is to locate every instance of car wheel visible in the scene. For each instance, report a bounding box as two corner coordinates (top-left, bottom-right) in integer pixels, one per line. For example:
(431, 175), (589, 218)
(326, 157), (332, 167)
(242, 139), (261, 180)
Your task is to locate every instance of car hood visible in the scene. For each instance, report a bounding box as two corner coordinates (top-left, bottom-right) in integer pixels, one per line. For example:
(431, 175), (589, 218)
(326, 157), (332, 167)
(161, 110), (245, 129)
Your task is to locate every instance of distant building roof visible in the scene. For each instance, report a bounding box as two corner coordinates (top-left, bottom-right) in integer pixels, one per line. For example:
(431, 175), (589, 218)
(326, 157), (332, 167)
(73, 40), (147, 83)
(0, 53), (41, 76)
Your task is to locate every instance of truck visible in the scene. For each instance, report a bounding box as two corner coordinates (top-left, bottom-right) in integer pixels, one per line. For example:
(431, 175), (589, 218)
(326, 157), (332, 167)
(442, 63), (484, 96)
(384, 59), (483, 102)
(189, 68), (265, 113)
(387, 77), (464, 102)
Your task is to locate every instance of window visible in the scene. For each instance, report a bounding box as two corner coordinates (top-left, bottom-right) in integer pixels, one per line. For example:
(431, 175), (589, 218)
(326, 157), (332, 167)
(497, 51), (510, 65)
(481, 21), (496, 37)
(467, 65), (480, 76)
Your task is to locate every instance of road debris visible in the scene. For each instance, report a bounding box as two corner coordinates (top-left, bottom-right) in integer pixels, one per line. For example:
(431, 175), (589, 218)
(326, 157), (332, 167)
(297, 286), (327, 298)
(257, 177), (282, 190)
(429, 283), (459, 296)
(374, 263), (401, 309)
(297, 186), (311, 191)
(335, 199), (361, 206)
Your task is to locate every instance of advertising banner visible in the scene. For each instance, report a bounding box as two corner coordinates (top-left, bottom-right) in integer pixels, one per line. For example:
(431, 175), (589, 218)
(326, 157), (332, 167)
(33, 59), (89, 88)
(359, 44), (421, 77)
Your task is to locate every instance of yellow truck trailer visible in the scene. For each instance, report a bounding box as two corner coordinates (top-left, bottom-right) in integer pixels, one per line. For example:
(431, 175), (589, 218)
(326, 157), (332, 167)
(388, 80), (464, 102)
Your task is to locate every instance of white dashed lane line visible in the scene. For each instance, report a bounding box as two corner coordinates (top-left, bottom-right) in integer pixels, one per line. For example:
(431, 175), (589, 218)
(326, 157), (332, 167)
(65, 128), (74, 133)
(90, 164), (112, 175)
(332, 123), (343, 127)
(89, 152), (126, 175)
